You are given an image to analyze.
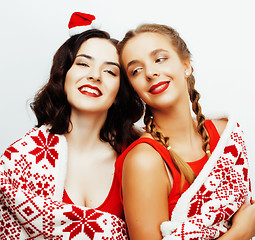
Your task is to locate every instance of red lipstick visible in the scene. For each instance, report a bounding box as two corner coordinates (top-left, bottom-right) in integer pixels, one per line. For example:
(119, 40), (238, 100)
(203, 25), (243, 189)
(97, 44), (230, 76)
(149, 81), (170, 95)
(78, 84), (102, 97)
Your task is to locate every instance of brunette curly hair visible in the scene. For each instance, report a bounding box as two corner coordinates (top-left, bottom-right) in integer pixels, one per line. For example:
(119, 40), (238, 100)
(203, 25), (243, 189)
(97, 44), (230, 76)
(30, 29), (143, 154)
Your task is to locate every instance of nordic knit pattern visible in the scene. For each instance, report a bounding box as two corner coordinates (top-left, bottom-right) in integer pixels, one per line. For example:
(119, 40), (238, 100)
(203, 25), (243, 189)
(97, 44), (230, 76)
(0, 125), (127, 240)
(161, 117), (251, 240)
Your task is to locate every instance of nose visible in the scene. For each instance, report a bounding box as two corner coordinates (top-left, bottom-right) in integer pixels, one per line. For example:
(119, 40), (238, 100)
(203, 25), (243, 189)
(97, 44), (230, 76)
(145, 65), (159, 81)
(87, 67), (101, 82)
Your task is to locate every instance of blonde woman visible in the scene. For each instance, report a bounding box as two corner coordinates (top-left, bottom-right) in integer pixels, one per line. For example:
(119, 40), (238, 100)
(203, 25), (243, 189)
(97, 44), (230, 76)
(116, 24), (254, 240)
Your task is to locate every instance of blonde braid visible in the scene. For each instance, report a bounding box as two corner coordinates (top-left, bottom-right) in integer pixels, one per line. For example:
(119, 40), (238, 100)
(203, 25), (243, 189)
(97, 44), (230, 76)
(119, 23), (211, 189)
(144, 107), (196, 191)
(144, 106), (169, 147)
(188, 73), (211, 158)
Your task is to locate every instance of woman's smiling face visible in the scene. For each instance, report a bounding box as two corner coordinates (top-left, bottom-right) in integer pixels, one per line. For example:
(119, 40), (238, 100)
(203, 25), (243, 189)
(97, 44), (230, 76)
(121, 32), (191, 111)
(65, 37), (120, 114)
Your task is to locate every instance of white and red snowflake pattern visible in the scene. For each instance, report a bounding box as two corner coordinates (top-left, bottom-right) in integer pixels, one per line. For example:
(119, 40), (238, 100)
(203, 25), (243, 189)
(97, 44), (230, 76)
(29, 130), (59, 167)
(161, 121), (251, 240)
(0, 125), (128, 239)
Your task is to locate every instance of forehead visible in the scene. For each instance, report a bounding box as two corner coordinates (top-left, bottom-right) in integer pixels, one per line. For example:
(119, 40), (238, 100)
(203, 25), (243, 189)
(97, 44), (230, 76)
(77, 38), (119, 62)
(126, 32), (172, 51)
(122, 32), (173, 61)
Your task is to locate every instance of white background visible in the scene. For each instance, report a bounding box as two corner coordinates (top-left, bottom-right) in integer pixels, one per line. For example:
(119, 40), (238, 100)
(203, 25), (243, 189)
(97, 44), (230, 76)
(0, 0), (254, 192)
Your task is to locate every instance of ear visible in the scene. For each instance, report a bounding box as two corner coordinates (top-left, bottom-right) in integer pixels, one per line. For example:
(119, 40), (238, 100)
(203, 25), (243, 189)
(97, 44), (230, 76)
(183, 58), (192, 77)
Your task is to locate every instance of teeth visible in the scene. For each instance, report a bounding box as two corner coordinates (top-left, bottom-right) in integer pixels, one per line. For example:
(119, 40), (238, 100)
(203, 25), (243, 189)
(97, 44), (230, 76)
(154, 85), (165, 91)
(152, 83), (168, 91)
(80, 87), (100, 96)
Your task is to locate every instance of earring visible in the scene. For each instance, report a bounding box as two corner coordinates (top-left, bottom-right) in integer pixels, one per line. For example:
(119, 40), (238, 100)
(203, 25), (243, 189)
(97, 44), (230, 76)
(185, 71), (189, 76)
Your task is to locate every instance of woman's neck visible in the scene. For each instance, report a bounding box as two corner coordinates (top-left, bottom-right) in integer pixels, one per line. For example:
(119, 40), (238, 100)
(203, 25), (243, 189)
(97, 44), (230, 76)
(151, 105), (198, 148)
(64, 110), (108, 152)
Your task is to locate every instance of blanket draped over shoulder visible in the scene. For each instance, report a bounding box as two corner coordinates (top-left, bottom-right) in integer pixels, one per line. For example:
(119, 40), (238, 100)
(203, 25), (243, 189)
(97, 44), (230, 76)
(0, 125), (127, 240)
(161, 117), (251, 240)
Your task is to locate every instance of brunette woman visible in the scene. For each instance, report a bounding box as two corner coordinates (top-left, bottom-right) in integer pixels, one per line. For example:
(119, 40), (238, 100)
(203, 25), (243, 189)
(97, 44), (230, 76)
(0, 12), (142, 239)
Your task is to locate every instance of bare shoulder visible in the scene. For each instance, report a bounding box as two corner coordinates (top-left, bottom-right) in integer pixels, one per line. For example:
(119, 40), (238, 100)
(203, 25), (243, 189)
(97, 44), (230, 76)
(122, 139), (171, 239)
(211, 118), (228, 136)
(124, 140), (164, 172)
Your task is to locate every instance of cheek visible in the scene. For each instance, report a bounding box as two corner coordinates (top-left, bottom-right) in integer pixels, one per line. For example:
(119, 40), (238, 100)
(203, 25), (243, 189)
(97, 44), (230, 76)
(64, 77), (69, 94)
(130, 77), (146, 94)
(64, 68), (78, 96)
(108, 78), (120, 98)
(65, 65), (84, 81)
(160, 64), (175, 77)
(132, 84), (141, 94)
(65, 68), (73, 84)
(64, 74), (72, 94)
(128, 80), (138, 92)
(113, 81), (121, 96)
(64, 67), (81, 88)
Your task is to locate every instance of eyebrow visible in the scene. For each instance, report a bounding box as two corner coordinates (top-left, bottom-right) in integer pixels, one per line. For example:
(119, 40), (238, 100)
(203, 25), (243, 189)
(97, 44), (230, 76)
(76, 54), (93, 60)
(150, 49), (168, 56)
(76, 54), (120, 69)
(127, 60), (139, 70)
(126, 49), (168, 70)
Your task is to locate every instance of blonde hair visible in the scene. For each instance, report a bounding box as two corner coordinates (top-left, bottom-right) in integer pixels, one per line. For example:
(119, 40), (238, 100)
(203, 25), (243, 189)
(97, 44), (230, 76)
(118, 24), (211, 189)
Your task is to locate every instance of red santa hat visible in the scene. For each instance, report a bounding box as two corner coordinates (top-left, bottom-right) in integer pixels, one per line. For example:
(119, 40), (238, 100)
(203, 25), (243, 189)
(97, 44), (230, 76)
(68, 12), (100, 36)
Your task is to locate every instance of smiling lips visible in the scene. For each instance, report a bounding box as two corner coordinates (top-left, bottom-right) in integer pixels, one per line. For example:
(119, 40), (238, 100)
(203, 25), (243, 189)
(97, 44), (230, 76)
(149, 81), (170, 95)
(78, 85), (102, 97)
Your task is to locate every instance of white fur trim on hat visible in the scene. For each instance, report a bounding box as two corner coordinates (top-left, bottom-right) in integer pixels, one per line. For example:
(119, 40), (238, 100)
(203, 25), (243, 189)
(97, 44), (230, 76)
(69, 25), (91, 36)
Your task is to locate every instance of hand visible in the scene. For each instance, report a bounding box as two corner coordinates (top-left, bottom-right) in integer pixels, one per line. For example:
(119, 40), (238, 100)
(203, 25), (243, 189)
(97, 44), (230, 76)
(231, 200), (255, 239)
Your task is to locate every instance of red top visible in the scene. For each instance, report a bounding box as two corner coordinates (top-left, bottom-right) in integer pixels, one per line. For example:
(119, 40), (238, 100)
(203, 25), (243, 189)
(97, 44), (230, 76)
(62, 158), (124, 220)
(115, 120), (220, 218)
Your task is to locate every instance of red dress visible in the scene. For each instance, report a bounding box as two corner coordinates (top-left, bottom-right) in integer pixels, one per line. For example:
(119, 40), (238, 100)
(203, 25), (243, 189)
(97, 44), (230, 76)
(115, 120), (220, 218)
(62, 158), (124, 220)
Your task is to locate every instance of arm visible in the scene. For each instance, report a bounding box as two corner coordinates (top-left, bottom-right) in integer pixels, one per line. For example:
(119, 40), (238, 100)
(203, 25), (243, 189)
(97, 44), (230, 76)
(217, 201), (255, 240)
(0, 142), (127, 239)
(161, 122), (251, 240)
(122, 143), (171, 240)
(0, 170), (128, 239)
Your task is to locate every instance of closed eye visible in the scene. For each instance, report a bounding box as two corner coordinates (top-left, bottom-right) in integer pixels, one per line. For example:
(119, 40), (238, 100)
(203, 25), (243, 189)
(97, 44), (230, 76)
(104, 70), (117, 76)
(77, 62), (89, 67)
